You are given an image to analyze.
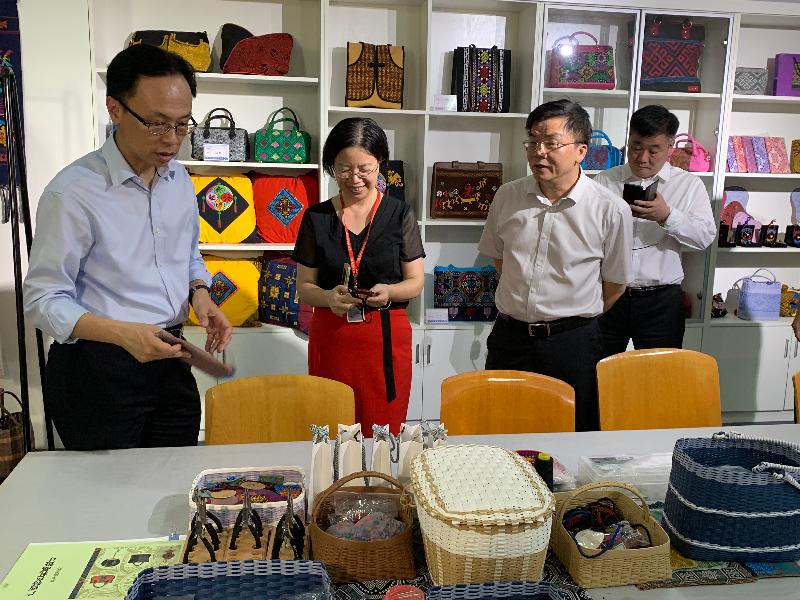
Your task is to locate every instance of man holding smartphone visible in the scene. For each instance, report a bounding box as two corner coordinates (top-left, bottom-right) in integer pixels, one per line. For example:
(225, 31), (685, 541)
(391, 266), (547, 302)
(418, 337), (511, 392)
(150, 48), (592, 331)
(594, 105), (716, 356)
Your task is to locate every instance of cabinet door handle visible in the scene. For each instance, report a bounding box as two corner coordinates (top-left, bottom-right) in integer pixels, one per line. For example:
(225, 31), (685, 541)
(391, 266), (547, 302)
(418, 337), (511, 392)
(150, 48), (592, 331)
(426, 343), (431, 366)
(415, 343), (420, 364)
(786, 338), (791, 358)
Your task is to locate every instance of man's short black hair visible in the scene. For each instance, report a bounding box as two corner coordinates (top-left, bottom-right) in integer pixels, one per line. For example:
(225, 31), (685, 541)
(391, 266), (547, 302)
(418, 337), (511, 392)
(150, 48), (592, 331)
(629, 105), (679, 138)
(106, 44), (197, 100)
(525, 99), (591, 144)
(322, 117), (389, 177)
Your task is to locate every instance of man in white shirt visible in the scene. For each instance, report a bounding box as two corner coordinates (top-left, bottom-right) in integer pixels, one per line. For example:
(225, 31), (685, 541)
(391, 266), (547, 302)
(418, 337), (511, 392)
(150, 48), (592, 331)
(594, 105), (716, 356)
(479, 99), (633, 431)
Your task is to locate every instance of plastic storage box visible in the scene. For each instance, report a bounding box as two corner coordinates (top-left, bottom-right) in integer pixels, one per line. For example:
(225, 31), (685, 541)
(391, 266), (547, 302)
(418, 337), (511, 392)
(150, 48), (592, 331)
(577, 453), (672, 501)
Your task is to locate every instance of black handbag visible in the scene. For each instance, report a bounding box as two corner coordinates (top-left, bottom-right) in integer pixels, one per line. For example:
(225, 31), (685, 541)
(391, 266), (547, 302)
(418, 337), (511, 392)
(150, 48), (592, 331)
(451, 45), (511, 113)
(190, 108), (249, 162)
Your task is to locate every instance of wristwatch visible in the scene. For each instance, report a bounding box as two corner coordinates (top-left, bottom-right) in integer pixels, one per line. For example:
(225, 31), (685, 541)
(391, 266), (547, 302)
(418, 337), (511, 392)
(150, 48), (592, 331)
(189, 283), (211, 306)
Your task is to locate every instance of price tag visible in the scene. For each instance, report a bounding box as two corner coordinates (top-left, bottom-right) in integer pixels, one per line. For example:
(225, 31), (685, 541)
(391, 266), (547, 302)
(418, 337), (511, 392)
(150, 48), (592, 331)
(203, 143), (230, 161)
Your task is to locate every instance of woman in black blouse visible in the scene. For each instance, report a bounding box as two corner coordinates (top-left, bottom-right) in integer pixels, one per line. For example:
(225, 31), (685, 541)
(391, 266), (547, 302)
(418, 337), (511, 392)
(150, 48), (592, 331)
(292, 118), (425, 435)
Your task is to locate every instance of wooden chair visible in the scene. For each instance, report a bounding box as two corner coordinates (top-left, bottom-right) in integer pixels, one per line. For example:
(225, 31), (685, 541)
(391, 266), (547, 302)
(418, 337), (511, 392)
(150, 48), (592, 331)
(204, 374), (355, 445)
(793, 372), (800, 424)
(440, 370), (576, 435)
(596, 348), (721, 431)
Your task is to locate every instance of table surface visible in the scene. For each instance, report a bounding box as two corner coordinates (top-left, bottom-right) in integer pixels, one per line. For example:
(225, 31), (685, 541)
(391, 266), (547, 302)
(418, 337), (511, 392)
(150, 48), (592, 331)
(2, 424), (800, 599)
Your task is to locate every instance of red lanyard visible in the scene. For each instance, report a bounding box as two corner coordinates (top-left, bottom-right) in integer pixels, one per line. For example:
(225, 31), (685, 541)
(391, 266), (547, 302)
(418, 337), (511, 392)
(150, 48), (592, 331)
(341, 191), (382, 289)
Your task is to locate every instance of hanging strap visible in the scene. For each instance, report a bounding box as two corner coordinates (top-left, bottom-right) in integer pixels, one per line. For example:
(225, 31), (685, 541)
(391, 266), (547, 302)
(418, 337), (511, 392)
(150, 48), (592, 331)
(713, 431), (800, 493)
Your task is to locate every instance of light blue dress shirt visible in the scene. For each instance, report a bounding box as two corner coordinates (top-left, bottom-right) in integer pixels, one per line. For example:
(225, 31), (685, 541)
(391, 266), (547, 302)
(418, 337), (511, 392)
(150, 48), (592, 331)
(23, 135), (210, 344)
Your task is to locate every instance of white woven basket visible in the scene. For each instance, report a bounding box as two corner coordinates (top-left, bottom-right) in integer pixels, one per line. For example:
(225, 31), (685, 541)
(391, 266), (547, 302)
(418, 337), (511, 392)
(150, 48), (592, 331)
(410, 445), (554, 584)
(189, 466), (305, 528)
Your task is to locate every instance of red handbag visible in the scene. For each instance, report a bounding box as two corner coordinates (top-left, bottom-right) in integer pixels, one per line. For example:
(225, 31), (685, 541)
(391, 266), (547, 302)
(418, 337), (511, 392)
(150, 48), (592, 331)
(223, 33), (294, 76)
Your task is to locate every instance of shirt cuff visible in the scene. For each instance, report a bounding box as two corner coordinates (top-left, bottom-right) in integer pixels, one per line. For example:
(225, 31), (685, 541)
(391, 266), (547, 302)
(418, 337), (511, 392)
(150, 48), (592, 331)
(661, 206), (684, 231)
(46, 302), (90, 344)
(189, 266), (212, 286)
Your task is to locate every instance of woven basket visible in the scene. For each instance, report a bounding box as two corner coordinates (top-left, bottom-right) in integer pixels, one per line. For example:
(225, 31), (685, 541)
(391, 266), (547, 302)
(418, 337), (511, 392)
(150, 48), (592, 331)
(427, 581), (581, 599)
(410, 445), (554, 586)
(124, 559), (331, 600)
(309, 470), (416, 583)
(551, 481), (671, 588)
(189, 466), (305, 528)
(663, 434), (800, 562)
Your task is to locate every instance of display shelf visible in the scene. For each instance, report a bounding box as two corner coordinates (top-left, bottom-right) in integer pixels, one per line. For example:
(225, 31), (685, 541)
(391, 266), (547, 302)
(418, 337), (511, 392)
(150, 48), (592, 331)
(638, 91), (721, 101)
(199, 244), (294, 252)
(709, 316), (794, 327)
(717, 247), (800, 253)
(96, 69), (319, 87)
(180, 161), (318, 172)
(328, 106), (427, 116)
(542, 88), (630, 99)
(732, 94), (800, 107)
(423, 219), (488, 227)
(427, 111), (530, 119)
(724, 173), (800, 179)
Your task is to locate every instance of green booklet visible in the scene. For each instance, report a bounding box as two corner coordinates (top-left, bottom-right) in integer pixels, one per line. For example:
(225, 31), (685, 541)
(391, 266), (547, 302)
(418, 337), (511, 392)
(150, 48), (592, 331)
(0, 539), (182, 599)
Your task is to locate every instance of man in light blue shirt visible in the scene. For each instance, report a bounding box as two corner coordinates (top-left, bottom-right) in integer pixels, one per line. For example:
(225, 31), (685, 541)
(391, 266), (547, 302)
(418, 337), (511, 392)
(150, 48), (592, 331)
(23, 45), (231, 450)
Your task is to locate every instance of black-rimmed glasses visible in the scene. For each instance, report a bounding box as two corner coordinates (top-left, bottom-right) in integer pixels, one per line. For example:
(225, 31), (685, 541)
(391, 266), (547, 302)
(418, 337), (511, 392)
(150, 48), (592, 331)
(523, 139), (583, 154)
(116, 98), (196, 137)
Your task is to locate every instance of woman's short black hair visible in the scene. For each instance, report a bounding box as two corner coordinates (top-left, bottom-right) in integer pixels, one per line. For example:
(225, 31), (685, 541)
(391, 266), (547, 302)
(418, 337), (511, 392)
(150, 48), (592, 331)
(106, 44), (197, 100)
(629, 105), (679, 138)
(322, 117), (389, 176)
(525, 99), (591, 145)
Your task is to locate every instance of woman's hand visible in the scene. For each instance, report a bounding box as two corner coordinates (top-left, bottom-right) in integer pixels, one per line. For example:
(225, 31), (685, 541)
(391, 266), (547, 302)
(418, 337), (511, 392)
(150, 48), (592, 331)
(327, 285), (360, 317)
(365, 283), (392, 308)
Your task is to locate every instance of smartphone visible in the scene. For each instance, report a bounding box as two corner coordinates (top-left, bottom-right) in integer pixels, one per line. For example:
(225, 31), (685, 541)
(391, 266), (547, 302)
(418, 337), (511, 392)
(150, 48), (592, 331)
(622, 181), (658, 204)
(350, 288), (378, 299)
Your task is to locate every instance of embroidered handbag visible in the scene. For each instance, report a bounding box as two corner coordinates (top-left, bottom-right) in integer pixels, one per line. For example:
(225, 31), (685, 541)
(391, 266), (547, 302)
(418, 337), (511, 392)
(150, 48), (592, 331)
(220, 23), (253, 70)
(192, 174), (257, 244)
(791, 140), (800, 173)
(728, 136), (748, 173)
(430, 161), (502, 219)
(668, 133), (712, 172)
(637, 17), (705, 92)
(190, 108), (249, 162)
(664, 433), (800, 562)
(223, 33), (294, 76)
(259, 256), (312, 334)
(765, 137), (791, 174)
(129, 30), (211, 72)
(377, 160), (406, 202)
(251, 172), (319, 243)
(580, 130), (622, 171)
(433, 265), (498, 322)
(735, 268), (781, 320)
(253, 107), (311, 164)
(346, 42), (404, 109)
(188, 256), (261, 327)
(451, 45), (512, 112)
(780, 284), (800, 317)
(548, 31), (615, 90)
(0, 388), (28, 483)
(734, 67), (768, 95)
(772, 53), (800, 97)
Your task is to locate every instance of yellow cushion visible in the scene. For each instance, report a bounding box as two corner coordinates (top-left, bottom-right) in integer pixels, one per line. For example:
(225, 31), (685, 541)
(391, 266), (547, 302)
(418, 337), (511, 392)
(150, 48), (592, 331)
(188, 256), (261, 327)
(193, 174), (256, 244)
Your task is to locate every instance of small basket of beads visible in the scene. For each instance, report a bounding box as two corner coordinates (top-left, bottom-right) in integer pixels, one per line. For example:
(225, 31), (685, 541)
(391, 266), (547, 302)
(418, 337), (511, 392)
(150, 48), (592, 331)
(309, 470), (416, 583)
(551, 480), (671, 588)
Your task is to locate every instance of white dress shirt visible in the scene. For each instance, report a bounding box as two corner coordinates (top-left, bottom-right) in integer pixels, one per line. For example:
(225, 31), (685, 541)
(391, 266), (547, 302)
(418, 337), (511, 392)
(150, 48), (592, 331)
(594, 162), (716, 288)
(478, 171), (633, 322)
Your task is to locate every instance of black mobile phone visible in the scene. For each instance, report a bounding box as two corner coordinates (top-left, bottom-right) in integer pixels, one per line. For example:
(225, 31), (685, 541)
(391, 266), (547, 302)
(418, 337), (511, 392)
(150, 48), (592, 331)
(622, 181), (658, 204)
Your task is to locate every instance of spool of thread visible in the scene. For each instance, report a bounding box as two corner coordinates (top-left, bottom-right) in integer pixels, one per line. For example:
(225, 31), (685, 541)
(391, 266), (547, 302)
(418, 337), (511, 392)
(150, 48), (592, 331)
(534, 452), (554, 491)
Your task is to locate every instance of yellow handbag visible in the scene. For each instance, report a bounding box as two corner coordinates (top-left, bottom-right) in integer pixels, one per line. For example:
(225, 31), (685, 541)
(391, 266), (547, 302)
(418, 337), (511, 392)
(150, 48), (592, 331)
(192, 174), (256, 244)
(780, 283), (800, 317)
(129, 31), (212, 72)
(791, 140), (800, 174)
(188, 256), (261, 327)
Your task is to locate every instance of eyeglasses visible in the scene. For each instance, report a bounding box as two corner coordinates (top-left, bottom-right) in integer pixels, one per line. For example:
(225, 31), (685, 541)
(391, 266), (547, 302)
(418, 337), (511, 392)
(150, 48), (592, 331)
(116, 98), (196, 137)
(523, 139), (582, 154)
(334, 164), (380, 179)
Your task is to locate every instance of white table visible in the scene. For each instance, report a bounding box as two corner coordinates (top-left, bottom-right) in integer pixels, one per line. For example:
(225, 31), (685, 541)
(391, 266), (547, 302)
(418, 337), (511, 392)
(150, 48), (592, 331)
(2, 424), (799, 599)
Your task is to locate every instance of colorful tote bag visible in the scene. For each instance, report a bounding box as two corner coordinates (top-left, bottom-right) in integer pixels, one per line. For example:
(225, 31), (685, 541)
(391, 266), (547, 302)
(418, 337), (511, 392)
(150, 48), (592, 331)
(188, 256), (261, 327)
(580, 130), (622, 170)
(548, 31), (615, 90)
(259, 256), (312, 334)
(376, 160), (406, 202)
(637, 17), (705, 92)
(430, 162), (502, 219)
(192, 174), (256, 244)
(451, 45), (512, 112)
(129, 30), (211, 72)
(433, 265), (499, 322)
(253, 107), (311, 164)
(251, 173), (319, 243)
(345, 42), (404, 109)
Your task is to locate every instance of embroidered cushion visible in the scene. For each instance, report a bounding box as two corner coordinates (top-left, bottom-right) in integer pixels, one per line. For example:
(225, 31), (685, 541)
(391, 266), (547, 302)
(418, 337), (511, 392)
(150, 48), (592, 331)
(188, 256), (261, 327)
(376, 160), (406, 202)
(252, 173), (319, 243)
(259, 256), (312, 334)
(192, 174), (256, 243)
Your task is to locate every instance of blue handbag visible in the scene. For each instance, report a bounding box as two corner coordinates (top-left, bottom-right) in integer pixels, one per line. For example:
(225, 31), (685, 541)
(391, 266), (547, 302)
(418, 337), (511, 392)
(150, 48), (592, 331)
(663, 433), (800, 562)
(433, 264), (499, 322)
(735, 268), (781, 320)
(580, 130), (622, 171)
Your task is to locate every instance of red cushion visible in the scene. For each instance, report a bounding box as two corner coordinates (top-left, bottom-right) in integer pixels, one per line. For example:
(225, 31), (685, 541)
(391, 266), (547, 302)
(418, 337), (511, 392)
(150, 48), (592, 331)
(252, 173), (319, 243)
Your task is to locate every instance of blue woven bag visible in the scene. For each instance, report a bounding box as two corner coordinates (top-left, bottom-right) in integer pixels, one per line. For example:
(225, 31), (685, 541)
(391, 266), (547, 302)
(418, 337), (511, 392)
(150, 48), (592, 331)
(580, 130), (622, 171)
(735, 268), (781, 320)
(427, 581), (585, 600)
(663, 433), (800, 562)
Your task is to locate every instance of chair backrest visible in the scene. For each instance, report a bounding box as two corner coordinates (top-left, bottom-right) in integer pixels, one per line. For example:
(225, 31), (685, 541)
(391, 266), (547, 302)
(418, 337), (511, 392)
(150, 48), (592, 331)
(440, 370), (576, 435)
(793, 372), (800, 425)
(597, 348), (721, 430)
(204, 374), (355, 445)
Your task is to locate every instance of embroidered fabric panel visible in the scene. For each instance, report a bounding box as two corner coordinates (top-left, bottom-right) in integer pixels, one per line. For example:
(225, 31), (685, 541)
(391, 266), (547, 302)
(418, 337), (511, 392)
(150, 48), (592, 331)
(267, 188), (303, 226)
(198, 177), (248, 233)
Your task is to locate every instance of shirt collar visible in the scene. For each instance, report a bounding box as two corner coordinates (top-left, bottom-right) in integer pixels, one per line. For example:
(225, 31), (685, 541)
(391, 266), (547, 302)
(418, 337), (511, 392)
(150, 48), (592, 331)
(101, 134), (174, 187)
(624, 161), (672, 184)
(528, 170), (589, 205)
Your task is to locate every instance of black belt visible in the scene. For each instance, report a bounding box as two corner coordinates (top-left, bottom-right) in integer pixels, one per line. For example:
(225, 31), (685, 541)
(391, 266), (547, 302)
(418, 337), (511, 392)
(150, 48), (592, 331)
(498, 313), (595, 338)
(164, 324), (184, 338)
(625, 284), (679, 297)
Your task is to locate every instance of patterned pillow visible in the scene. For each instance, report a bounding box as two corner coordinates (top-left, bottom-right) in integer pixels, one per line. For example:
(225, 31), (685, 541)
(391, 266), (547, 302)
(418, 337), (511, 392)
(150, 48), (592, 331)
(188, 256), (261, 327)
(252, 173), (319, 243)
(259, 256), (312, 334)
(192, 174), (256, 244)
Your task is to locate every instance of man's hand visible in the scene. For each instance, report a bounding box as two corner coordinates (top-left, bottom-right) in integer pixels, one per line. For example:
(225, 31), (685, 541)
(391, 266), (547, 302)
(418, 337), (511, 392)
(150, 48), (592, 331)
(327, 285), (361, 317)
(631, 192), (671, 224)
(192, 289), (232, 353)
(118, 322), (189, 363)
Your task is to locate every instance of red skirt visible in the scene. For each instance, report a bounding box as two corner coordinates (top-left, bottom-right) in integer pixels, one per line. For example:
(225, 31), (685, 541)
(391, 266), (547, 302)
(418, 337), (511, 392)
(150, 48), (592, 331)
(308, 307), (411, 437)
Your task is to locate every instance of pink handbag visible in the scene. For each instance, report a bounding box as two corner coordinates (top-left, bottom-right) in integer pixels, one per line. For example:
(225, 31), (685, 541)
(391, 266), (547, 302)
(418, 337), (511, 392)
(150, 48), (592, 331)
(668, 133), (712, 172)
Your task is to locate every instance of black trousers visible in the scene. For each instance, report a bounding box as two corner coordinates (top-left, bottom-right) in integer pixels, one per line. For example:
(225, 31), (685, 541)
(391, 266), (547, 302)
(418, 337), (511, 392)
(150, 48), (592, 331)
(485, 316), (603, 432)
(599, 284), (685, 358)
(45, 340), (201, 450)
